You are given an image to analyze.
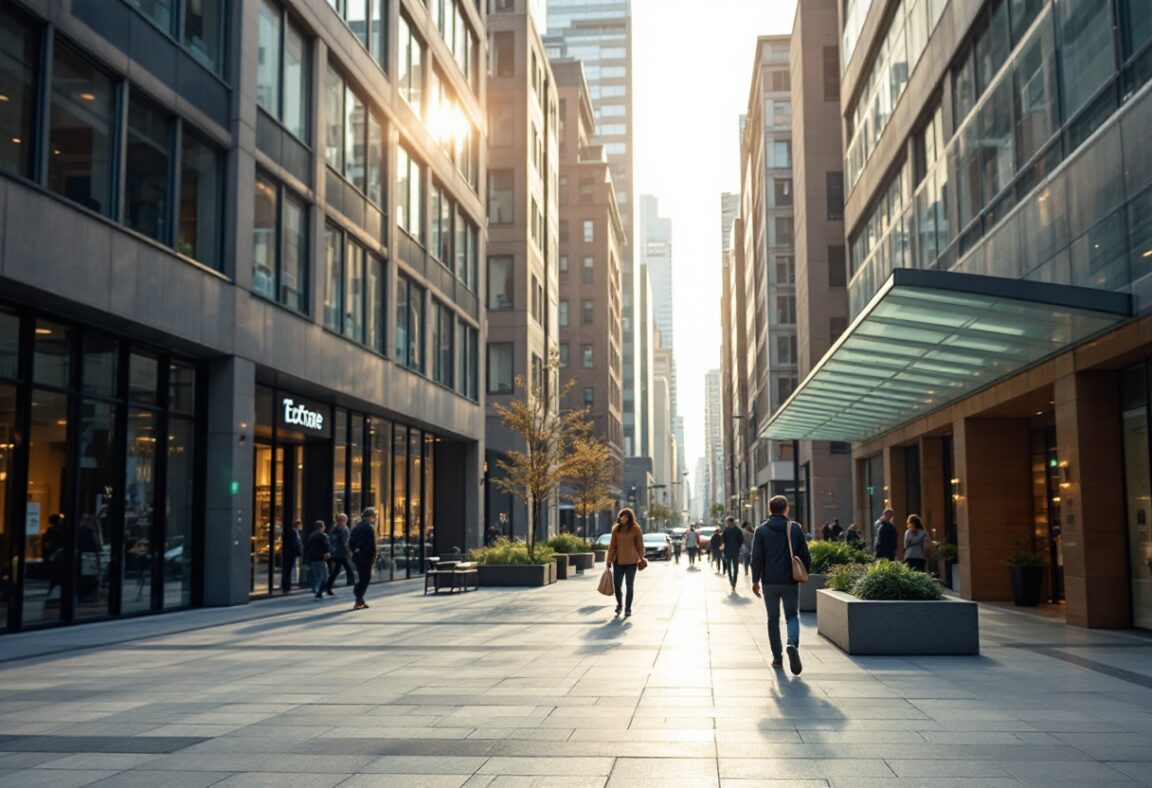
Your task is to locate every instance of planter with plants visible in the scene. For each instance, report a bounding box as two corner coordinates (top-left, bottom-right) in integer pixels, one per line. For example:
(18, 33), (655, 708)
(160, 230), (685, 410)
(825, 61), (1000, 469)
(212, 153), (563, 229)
(933, 542), (959, 591)
(1006, 547), (1046, 607)
(800, 541), (873, 612)
(817, 560), (979, 655)
(470, 539), (558, 587)
(547, 533), (596, 573)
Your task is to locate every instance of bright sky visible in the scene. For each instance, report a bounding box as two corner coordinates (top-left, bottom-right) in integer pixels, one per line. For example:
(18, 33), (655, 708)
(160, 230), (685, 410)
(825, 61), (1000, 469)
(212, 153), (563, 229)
(632, 0), (796, 480)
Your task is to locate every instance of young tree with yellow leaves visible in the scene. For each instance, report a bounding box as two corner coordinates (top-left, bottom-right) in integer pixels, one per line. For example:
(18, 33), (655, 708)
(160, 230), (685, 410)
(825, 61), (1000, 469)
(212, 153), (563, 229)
(563, 435), (619, 537)
(491, 361), (591, 562)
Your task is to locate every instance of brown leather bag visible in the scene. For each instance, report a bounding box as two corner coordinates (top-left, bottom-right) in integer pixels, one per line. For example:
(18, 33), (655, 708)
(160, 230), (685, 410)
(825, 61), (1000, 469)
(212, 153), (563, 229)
(597, 568), (614, 596)
(787, 522), (809, 583)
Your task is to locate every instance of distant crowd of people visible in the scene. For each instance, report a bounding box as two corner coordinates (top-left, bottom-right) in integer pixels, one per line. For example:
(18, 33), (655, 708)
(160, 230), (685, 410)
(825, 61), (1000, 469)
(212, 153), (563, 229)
(279, 507), (380, 609)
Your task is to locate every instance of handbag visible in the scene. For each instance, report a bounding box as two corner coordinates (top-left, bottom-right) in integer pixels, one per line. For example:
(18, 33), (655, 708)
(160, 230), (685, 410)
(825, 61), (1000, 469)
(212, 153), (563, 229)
(787, 522), (809, 583)
(637, 557), (648, 571)
(597, 567), (614, 596)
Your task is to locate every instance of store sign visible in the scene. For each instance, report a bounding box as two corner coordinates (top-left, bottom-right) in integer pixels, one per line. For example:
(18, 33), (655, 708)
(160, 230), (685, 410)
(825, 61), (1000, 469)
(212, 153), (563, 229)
(279, 396), (328, 435)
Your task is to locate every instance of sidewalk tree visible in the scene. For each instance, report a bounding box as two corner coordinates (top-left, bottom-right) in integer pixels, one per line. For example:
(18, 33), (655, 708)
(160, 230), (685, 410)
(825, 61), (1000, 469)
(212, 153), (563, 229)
(563, 435), (618, 537)
(491, 360), (591, 562)
(709, 503), (727, 523)
(646, 502), (676, 531)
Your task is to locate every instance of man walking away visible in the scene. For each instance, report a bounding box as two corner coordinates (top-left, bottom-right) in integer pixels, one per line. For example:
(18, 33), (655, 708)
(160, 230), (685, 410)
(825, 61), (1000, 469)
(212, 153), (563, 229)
(684, 524), (699, 567)
(304, 521), (331, 599)
(326, 513), (354, 594)
(348, 507), (378, 610)
(672, 532), (682, 564)
(722, 517), (744, 591)
(741, 521), (755, 574)
(710, 528), (723, 573)
(752, 495), (812, 676)
(281, 520), (303, 593)
(873, 508), (898, 561)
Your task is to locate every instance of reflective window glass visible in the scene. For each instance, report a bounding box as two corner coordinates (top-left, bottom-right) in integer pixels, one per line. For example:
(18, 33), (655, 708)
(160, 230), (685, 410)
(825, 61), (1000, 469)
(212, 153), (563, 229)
(0, 6), (38, 179)
(125, 96), (174, 243)
(48, 43), (116, 216)
(24, 390), (68, 626)
(130, 0), (174, 33)
(33, 321), (70, 389)
(1057, 0), (1116, 119)
(169, 361), (195, 415)
(178, 130), (221, 267)
(323, 226), (343, 332)
(184, 0), (225, 73)
(281, 194), (307, 312)
(74, 399), (116, 620)
(1120, 0), (1152, 61)
(0, 310), (19, 380)
(252, 174), (277, 300)
(130, 353), (159, 407)
(165, 416), (195, 608)
(256, 0), (280, 116)
(123, 406), (157, 615)
(366, 252), (384, 353)
(283, 19), (308, 141)
(344, 238), (365, 342)
(83, 333), (118, 399)
(1013, 14), (1058, 167)
(0, 384), (11, 633)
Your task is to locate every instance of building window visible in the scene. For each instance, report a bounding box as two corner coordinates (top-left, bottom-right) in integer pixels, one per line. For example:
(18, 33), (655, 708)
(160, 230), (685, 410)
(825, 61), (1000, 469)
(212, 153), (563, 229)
(771, 70), (790, 91)
(823, 45), (839, 101)
(323, 225), (386, 352)
(559, 255), (569, 273)
(776, 295), (795, 324)
(430, 181), (450, 262)
(488, 169), (514, 223)
(1013, 13), (1058, 168)
(582, 344), (593, 368)
(395, 275), (424, 372)
(559, 343), (569, 368)
(581, 299), (594, 325)
(492, 30), (514, 77)
(457, 320), (478, 399)
(488, 342), (514, 393)
(257, 0), (309, 141)
(559, 299), (569, 327)
(826, 171), (844, 219)
(431, 299), (454, 387)
(48, 43), (116, 217)
(325, 64), (384, 204)
(397, 144), (424, 242)
(457, 211), (478, 290)
(0, 6), (36, 180)
(178, 131), (223, 268)
(582, 219), (594, 242)
(775, 255), (795, 284)
(582, 256), (594, 283)
(488, 256), (513, 309)
(398, 14), (424, 113)
(828, 245), (847, 287)
(774, 178), (793, 207)
(531, 275), (542, 324)
(252, 172), (308, 314)
(124, 95), (174, 244)
(776, 335), (796, 365)
(583, 386), (594, 406)
(330, 0), (386, 68)
(772, 140), (791, 168)
(774, 216), (793, 246)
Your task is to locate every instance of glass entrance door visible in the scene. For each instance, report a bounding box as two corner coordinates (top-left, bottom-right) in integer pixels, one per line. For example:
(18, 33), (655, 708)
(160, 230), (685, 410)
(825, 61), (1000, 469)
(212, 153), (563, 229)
(252, 442), (282, 596)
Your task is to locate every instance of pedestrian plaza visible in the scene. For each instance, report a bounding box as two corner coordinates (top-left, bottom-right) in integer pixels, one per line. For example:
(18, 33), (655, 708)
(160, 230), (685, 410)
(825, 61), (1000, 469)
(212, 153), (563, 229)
(1, 561), (1152, 787)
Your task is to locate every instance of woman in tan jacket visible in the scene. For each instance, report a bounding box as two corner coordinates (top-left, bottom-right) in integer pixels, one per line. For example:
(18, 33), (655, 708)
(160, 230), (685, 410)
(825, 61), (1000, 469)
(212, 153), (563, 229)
(607, 507), (645, 617)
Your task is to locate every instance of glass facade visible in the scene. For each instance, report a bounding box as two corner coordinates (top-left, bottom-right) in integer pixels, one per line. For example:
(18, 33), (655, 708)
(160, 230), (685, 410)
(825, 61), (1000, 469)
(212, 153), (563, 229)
(848, 0), (1152, 317)
(1122, 364), (1152, 629)
(1, 306), (201, 632)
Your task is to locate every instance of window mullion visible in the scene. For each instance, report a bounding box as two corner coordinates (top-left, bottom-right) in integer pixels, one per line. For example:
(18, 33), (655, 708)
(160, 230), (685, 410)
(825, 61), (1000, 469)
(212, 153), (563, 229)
(114, 80), (130, 225)
(35, 26), (55, 187)
(170, 116), (183, 249)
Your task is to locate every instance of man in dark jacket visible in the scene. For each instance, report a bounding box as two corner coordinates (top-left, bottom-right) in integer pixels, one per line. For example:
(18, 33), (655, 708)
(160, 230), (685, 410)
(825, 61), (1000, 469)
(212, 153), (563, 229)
(303, 521), (331, 599)
(709, 528), (724, 573)
(326, 513), (354, 594)
(280, 520), (303, 593)
(873, 508), (898, 560)
(751, 495), (812, 676)
(721, 516), (744, 591)
(348, 507), (378, 610)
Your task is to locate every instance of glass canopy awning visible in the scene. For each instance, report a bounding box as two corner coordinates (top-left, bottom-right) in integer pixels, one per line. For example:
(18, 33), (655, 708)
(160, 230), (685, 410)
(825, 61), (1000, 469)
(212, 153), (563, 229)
(761, 269), (1131, 443)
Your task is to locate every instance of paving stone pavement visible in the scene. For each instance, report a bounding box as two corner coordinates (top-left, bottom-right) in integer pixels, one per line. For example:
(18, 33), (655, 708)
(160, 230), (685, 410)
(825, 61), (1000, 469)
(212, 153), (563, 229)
(2, 560), (1152, 787)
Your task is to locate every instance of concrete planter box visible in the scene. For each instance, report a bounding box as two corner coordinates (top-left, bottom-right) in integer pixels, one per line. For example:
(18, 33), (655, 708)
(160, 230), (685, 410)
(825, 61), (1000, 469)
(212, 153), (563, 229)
(568, 552), (595, 571)
(798, 574), (827, 612)
(554, 554), (571, 580)
(816, 589), (979, 656)
(593, 549), (607, 563)
(477, 563), (556, 587)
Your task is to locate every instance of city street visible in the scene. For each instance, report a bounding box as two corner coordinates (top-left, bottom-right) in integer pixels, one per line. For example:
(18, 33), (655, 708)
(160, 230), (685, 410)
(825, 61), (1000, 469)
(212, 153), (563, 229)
(2, 561), (1152, 787)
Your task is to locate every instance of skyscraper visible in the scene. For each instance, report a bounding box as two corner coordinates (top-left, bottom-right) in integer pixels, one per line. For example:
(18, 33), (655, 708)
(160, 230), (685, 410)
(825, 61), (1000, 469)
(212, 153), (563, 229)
(705, 369), (724, 514)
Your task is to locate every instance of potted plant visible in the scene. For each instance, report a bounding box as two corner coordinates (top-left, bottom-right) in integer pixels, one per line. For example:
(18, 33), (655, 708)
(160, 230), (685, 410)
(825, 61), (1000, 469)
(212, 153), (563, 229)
(934, 542), (958, 591)
(1006, 545), (1046, 607)
(547, 533), (595, 577)
(817, 560), (979, 655)
(800, 541), (872, 612)
(470, 539), (558, 586)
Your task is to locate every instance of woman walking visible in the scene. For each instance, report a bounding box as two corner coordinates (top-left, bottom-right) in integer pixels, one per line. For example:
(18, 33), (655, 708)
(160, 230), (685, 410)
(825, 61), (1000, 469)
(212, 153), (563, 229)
(607, 507), (645, 617)
(904, 514), (927, 572)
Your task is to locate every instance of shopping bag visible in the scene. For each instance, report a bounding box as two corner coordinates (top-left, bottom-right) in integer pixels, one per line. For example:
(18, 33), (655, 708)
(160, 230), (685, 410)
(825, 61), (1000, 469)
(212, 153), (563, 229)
(597, 567), (614, 596)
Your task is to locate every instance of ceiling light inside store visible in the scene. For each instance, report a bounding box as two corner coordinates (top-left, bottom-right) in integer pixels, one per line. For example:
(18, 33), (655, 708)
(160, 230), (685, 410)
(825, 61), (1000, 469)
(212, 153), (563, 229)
(79, 92), (96, 101)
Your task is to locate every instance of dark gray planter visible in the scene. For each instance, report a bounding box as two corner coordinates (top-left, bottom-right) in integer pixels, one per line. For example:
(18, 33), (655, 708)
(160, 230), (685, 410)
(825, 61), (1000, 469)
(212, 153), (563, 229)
(593, 549), (607, 563)
(555, 554), (571, 580)
(816, 589), (979, 655)
(477, 564), (552, 587)
(798, 574), (827, 612)
(569, 552), (595, 571)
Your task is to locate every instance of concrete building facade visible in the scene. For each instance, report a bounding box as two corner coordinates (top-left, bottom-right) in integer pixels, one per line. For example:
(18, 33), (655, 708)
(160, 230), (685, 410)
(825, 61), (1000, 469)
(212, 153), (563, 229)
(704, 367), (724, 515)
(484, 0), (560, 540)
(0, 0), (487, 633)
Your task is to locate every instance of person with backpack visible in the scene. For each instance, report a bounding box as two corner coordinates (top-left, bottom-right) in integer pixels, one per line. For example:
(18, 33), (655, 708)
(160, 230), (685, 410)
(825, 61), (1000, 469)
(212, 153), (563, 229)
(751, 495), (812, 676)
(348, 507), (378, 610)
(303, 520), (331, 599)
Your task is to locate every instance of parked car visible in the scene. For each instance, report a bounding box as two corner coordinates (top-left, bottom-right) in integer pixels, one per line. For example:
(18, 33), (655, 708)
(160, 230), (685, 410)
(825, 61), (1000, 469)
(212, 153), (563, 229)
(643, 532), (671, 561)
(595, 533), (613, 549)
(695, 526), (718, 551)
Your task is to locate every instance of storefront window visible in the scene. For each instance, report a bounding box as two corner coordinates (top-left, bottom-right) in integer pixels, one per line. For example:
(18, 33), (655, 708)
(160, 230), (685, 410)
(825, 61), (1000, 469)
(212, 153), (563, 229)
(33, 321), (70, 389)
(24, 390), (68, 626)
(0, 311), (17, 379)
(349, 414), (365, 515)
(408, 428), (422, 571)
(166, 414), (195, 608)
(392, 424), (407, 577)
(424, 433), (435, 556)
(82, 333), (119, 399)
(0, 384), (14, 634)
(123, 407), (157, 615)
(74, 400), (116, 621)
(1123, 365), (1152, 629)
(368, 418), (391, 580)
(334, 408), (348, 517)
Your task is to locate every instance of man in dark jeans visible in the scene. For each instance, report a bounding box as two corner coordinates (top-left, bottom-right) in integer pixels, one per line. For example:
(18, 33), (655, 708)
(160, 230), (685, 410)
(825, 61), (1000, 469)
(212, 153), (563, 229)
(710, 528), (723, 573)
(326, 513), (355, 594)
(751, 495), (812, 676)
(721, 516), (744, 591)
(873, 508), (898, 561)
(280, 519), (303, 593)
(348, 507), (378, 610)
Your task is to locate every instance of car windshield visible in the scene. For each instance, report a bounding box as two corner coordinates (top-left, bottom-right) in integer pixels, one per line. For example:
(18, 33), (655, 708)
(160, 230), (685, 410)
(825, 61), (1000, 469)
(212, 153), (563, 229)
(643, 534), (667, 544)
(595, 533), (612, 546)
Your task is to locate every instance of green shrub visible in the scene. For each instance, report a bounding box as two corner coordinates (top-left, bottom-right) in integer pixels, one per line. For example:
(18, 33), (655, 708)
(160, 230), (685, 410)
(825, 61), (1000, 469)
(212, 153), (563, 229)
(808, 541), (872, 574)
(546, 533), (594, 553)
(849, 560), (944, 600)
(934, 542), (958, 564)
(1004, 548), (1046, 567)
(827, 563), (868, 592)
(469, 538), (556, 565)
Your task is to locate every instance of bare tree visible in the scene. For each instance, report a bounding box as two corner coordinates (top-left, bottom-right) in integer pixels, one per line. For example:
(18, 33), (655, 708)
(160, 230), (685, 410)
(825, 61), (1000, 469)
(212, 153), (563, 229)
(491, 362), (591, 561)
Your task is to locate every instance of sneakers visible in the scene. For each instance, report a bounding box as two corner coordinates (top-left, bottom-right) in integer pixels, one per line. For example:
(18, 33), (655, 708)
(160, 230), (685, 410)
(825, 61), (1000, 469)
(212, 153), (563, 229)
(314, 592), (323, 599)
(624, 610), (632, 617)
(326, 590), (335, 597)
(770, 658), (783, 669)
(786, 644), (803, 676)
(614, 605), (622, 615)
(353, 600), (368, 610)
